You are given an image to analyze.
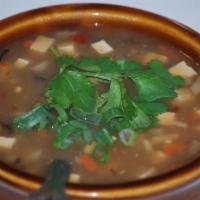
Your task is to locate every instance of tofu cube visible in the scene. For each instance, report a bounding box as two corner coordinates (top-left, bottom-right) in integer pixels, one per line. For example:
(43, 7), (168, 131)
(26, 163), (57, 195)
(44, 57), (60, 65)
(69, 173), (80, 183)
(0, 137), (16, 149)
(30, 36), (55, 53)
(142, 52), (168, 64)
(31, 61), (48, 72)
(57, 44), (77, 57)
(15, 58), (30, 69)
(169, 61), (197, 79)
(173, 88), (195, 104)
(91, 40), (113, 54)
(158, 112), (176, 126)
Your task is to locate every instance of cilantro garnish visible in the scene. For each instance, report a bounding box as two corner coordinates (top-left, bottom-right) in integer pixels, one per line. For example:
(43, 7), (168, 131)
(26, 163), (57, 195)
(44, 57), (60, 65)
(12, 48), (185, 163)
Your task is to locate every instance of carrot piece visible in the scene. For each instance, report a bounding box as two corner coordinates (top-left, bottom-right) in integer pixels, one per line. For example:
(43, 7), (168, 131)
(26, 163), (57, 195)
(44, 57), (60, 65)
(23, 40), (33, 47)
(0, 63), (10, 68)
(79, 155), (98, 171)
(163, 143), (185, 155)
(72, 34), (87, 44)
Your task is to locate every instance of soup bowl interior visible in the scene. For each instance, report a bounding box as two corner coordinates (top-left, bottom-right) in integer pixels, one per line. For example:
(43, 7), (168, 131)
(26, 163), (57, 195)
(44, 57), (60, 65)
(0, 4), (200, 200)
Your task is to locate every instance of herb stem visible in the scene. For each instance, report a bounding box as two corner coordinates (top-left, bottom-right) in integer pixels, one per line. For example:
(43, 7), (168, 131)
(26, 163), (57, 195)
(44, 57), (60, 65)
(51, 47), (61, 58)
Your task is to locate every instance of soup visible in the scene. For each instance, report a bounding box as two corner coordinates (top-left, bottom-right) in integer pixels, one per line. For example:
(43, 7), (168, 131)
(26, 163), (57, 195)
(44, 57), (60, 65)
(0, 25), (200, 184)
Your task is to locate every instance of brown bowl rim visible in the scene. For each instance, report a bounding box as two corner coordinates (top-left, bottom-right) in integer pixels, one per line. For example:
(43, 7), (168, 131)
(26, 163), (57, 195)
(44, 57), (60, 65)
(0, 3), (200, 199)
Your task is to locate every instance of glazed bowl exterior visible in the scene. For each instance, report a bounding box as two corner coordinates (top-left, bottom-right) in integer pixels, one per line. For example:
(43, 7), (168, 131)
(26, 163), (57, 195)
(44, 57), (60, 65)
(0, 4), (200, 200)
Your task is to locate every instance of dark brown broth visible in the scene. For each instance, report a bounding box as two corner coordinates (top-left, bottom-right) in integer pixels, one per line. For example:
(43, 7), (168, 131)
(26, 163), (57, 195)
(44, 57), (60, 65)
(0, 25), (200, 184)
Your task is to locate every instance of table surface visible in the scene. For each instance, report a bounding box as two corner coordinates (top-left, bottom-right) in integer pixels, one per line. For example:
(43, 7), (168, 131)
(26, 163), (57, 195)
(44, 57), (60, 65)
(0, 0), (199, 33)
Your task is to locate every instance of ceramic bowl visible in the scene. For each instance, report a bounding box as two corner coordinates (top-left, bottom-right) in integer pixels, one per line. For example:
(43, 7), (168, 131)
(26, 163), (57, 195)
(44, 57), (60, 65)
(0, 4), (200, 200)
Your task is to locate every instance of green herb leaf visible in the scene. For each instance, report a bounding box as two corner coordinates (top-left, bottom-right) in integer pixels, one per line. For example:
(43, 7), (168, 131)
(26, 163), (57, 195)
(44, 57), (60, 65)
(131, 71), (177, 102)
(53, 123), (76, 149)
(102, 107), (124, 124)
(69, 120), (93, 144)
(45, 74), (71, 109)
(121, 94), (152, 130)
(12, 104), (49, 131)
(46, 71), (96, 112)
(138, 102), (168, 117)
(101, 79), (122, 112)
(149, 60), (185, 88)
(70, 107), (102, 126)
(95, 128), (114, 147)
(56, 57), (77, 73)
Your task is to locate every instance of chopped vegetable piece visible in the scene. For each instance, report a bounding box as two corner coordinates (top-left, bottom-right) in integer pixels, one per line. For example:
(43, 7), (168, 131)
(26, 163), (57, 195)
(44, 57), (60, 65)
(119, 128), (137, 146)
(15, 58), (30, 69)
(0, 136), (16, 149)
(57, 44), (78, 57)
(84, 142), (97, 154)
(23, 40), (33, 47)
(53, 123), (76, 149)
(0, 63), (10, 68)
(172, 88), (195, 105)
(169, 61), (197, 79)
(12, 104), (49, 131)
(95, 128), (114, 147)
(69, 173), (80, 183)
(72, 34), (87, 44)
(157, 112), (176, 126)
(79, 155), (98, 171)
(91, 40), (113, 54)
(30, 36), (55, 53)
(92, 145), (110, 163)
(163, 143), (185, 155)
(31, 61), (48, 72)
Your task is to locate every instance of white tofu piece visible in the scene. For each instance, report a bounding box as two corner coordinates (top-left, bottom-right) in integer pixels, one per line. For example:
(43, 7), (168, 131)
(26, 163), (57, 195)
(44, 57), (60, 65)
(30, 36), (55, 53)
(142, 52), (168, 64)
(172, 88), (195, 104)
(69, 173), (80, 183)
(57, 44), (77, 57)
(169, 61), (197, 79)
(158, 112), (176, 126)
(91, 40), (113, 54)
(31, 61), (48, 72)
(15, 58), (30, 69)
(0, 137), (16, 149)
(191, 76), (200, 95)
